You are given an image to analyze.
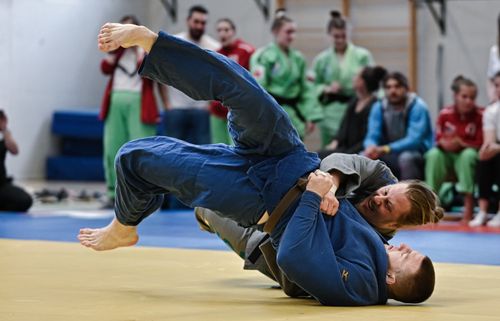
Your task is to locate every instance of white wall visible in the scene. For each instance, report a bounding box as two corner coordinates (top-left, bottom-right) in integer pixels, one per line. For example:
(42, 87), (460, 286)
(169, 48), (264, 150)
(3, 0), (498, 179)
(147, 0), (274, 48)
(0, 0), (154, 179)
(417, 0), (498, 119)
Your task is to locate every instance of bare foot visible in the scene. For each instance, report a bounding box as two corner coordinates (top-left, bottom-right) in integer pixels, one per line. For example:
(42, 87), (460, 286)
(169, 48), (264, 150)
(97, 23), (158, 53)
(78, 218), (138, 251)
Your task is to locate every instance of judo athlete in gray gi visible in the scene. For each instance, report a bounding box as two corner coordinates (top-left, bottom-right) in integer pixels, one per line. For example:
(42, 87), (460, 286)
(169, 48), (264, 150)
(79, 23), (439, 306)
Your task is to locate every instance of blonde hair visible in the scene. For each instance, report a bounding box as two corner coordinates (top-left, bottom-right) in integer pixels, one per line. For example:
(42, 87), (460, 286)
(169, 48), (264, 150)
(398, 180), (444, 226)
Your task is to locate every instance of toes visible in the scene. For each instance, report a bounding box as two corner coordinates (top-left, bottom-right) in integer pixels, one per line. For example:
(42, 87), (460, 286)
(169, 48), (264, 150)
(79, 228), (93, 234)
(98, 41), (118, 52)
(98, 35), (112, 44)
(101, 22), (114, 30)
(97, 34), (109, 42)
(78, 235), (93, 241)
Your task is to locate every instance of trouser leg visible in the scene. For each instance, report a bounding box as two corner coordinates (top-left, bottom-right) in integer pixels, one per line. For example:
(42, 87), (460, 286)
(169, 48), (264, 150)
(379, 153), (401, 179)
(210, 115), (232, 145)
(195, 207), (275, 280)
(126, 93), (157, 139)
(103, 92), (129, 198)
(0, 183), (33, 212)
(187, 109), (210, 145)
(454, 148), (478, 194)
(425, 147), (451, 192)
(115, 137), (265, 226)
(116, 32), (319, 226)
(398, 151), (425, 180)
(139, 32), (304, 156)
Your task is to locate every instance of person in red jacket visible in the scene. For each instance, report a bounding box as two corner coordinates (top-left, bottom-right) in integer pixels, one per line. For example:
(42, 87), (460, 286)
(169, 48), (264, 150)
(99, 15), (167, 208)
(209, 18), (255, 144)
(425, 75), (483, 223)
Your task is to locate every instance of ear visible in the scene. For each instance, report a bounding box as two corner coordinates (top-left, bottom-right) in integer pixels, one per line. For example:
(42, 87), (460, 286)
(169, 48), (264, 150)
(386, 272), (396, 285)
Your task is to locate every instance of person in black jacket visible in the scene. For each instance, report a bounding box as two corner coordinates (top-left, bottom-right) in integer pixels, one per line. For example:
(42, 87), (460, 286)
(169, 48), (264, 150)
(0, 110), (32, 212)
(318, 66), (386, 159)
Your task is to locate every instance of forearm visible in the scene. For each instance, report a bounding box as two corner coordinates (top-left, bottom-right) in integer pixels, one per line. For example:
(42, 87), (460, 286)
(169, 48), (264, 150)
(320, 154), (395, 196)
(388, 135), (422, 152)
(277, 191), (342, 305)
(158, 84), (170, 110)
(2, 129), (19, 154)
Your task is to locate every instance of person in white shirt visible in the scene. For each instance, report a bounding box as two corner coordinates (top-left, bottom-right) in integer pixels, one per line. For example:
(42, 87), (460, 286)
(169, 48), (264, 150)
(163, 5), (220, 146)
(99, 15), (167, 208)
(487, 13), (500, 102)
(471, 71), (500, 227)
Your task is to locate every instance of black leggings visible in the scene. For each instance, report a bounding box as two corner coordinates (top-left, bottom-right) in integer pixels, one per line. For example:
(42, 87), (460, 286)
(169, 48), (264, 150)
(476, 154), (500, 200)
(0, 182), (32, 212)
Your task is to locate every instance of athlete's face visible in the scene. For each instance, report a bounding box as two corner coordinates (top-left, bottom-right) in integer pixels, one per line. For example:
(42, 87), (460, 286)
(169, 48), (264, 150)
(216, 21), (235, 47)
(357, 183), (412, 230)
(274, 22), (297, 48)
(454, 85), (477, 115)
(187, 12), (207, 41)
(330, 27), (347, 52)
(386, 243), (425, 276)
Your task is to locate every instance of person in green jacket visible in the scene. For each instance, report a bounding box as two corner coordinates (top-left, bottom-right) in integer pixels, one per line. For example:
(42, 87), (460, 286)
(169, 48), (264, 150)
(250, 10), (322, 139)
(311, 10), (374, 147)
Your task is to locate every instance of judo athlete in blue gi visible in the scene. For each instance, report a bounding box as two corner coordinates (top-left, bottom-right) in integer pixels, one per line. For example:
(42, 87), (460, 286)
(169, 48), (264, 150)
(79, 23), (437, 306)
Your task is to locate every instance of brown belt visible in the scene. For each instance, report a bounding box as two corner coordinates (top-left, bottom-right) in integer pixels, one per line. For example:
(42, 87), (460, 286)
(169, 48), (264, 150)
(263, 177), (308, 234)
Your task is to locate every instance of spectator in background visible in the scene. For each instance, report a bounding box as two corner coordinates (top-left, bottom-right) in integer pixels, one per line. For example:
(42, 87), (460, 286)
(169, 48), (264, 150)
(425, 76), (483, 224)
(209, 18), (254, 144)
(487, 13), (500, 102)
(162, 5), (219, 209)
(318, 65), (386, 159)
(363, 72), (433, 180)
(472, 71), (500, 227)
(99, 15), (167, 209)
(250, 9), (322, 139)
(0, 110), (32, 212)
(311, 10), (374, 148)
(163, 5), (220, 145)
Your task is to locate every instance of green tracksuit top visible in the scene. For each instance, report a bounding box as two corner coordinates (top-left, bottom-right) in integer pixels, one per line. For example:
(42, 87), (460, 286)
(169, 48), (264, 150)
(311, 43), (373, 145)
(251, 42), (323, 138)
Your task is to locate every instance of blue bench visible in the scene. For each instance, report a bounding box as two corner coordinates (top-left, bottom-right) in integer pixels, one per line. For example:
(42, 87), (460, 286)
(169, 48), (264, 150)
(48, 109), (165, 181)
(47, 109), (104, 181)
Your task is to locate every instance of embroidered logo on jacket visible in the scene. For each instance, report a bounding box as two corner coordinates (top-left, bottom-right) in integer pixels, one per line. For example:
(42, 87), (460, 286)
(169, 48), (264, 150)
(341, 269), (349, 282)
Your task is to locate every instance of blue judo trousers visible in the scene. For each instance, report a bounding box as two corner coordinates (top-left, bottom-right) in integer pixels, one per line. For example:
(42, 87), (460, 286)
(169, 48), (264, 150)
(113, 32), (389, 306)
(114, 32), (320, 228)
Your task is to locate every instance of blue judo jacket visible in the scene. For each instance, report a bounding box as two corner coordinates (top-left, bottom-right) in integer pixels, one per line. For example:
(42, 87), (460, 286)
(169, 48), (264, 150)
(133, 31), (389, 306)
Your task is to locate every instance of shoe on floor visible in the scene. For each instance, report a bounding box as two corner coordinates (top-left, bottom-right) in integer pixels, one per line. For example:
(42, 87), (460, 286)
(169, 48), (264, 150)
(487, 213), (500, 228)
(469, 212), (487, 227)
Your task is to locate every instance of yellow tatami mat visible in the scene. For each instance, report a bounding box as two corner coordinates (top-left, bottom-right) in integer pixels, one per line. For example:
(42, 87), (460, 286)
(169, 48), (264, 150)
(1, 239), (499, 321)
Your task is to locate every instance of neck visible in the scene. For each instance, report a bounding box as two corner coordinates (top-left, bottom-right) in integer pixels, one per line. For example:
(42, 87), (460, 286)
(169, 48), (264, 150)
(277, 43), (289, 53)
(356, 90), (372, 100)
(335, 46), (347, 54)
(387, 284), (396, 299)
(355, 203), (366, 218)
(391, 99), (407, 110)
(223, 40), (235, 49)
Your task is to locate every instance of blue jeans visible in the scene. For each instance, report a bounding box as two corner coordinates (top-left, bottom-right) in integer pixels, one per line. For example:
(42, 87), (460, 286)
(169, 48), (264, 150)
(114, 31), (319, 226)
(163, 108), (210, 145)
(380, 151), (424, 180)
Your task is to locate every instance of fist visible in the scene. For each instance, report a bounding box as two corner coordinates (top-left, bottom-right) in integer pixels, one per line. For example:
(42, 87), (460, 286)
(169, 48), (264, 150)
(306, 170), (334, 198)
